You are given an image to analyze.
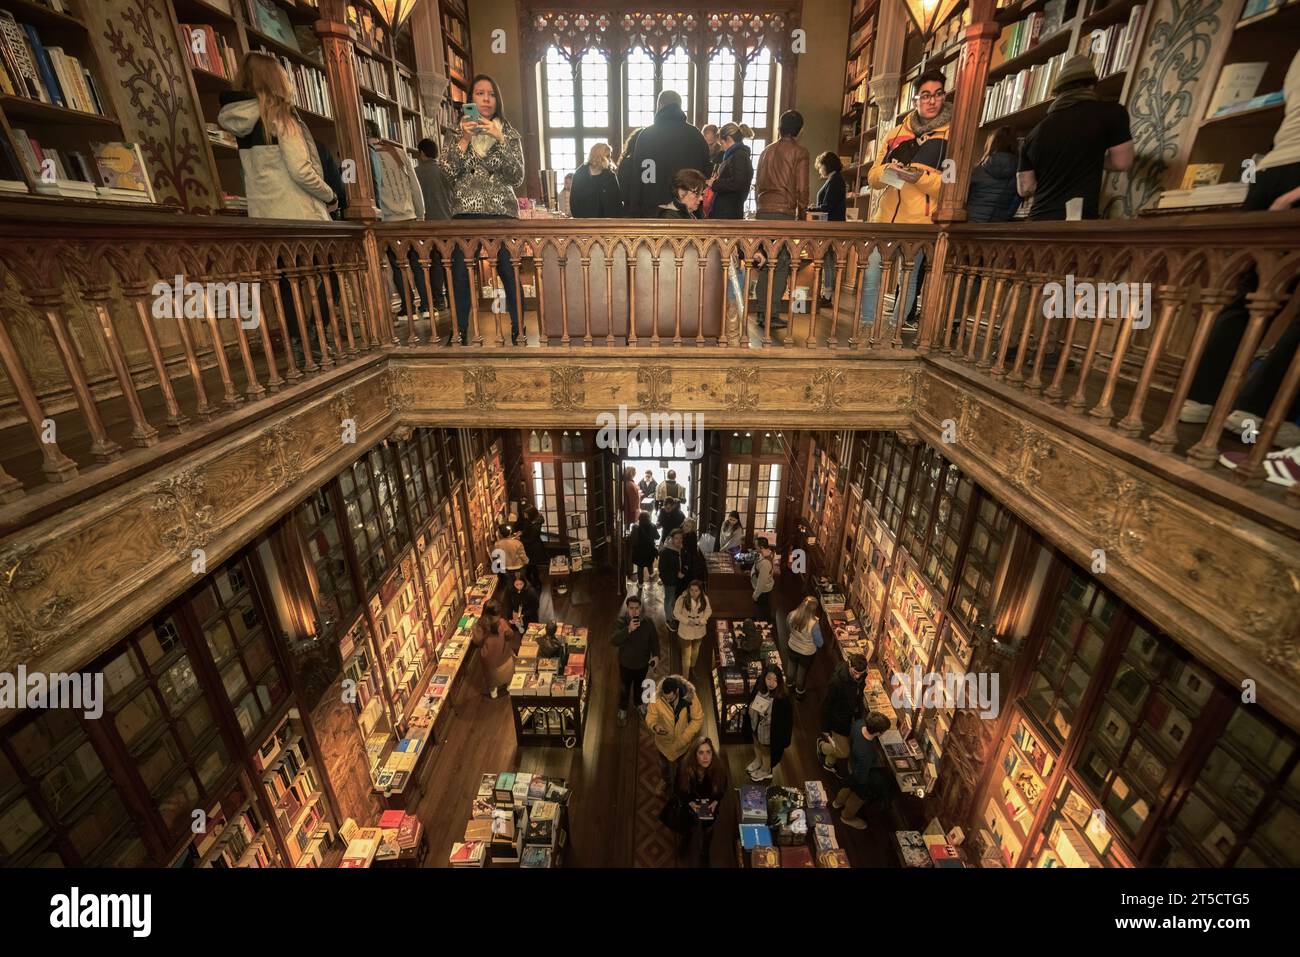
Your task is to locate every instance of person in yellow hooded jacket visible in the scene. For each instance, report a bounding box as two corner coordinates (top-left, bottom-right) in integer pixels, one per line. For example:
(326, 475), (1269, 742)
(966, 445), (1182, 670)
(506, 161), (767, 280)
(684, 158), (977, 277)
(645, 674), (704, 790)
(860, 68), (952, 332)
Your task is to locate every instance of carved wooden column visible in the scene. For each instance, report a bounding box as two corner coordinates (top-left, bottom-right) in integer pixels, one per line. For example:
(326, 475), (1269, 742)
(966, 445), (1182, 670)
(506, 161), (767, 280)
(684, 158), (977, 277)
(316, 1), (380, 221)
(934, 0), (1000, 224)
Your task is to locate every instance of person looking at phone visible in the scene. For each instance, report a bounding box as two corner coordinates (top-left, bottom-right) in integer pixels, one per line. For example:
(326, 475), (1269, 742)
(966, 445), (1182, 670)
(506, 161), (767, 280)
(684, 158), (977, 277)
(611, 595), (661, 727)
(670, 736), (729, 866)
(860, 68), (953, 331)
(645, 674), (704, 790)
(442, 74), (525, 345)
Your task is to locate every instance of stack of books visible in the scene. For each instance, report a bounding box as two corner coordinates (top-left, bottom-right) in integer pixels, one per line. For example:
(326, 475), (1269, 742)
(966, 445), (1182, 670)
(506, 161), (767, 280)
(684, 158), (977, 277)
(0, 12), (108, 114)
(453, 770), (570, 867)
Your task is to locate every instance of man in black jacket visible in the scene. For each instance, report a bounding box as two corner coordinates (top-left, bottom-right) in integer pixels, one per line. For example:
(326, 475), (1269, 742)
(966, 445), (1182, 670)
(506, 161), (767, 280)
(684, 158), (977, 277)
(626, 90), (711, 216)
(657, 528), (686, 630)
(817, 654), (868, 771)
(611, 595), (661, 726)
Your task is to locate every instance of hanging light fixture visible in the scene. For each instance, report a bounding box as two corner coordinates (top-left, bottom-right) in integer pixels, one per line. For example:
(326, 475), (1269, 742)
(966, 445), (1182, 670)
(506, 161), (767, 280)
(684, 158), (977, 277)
(373, 0), (421, 32)
(901, 0), (962, 38)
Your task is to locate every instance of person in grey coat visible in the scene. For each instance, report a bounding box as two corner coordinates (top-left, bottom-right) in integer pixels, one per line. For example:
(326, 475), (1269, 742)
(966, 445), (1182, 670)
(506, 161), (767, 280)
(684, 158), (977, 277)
(415, 137), (452, 308)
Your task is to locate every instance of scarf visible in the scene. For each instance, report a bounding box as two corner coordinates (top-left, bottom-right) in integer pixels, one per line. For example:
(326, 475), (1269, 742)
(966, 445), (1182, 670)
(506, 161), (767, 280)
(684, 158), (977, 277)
(907, 100), (953, 137)
(1048, 87), (1098, 115)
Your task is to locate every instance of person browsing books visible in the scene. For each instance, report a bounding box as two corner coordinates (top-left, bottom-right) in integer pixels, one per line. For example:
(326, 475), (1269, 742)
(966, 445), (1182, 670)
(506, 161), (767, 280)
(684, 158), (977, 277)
(745, 663), (793, 783)
(833, 712), (892, 830)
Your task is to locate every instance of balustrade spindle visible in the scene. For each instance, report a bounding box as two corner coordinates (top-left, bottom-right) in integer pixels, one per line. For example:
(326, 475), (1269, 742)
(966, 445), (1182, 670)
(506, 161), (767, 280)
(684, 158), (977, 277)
(1089, 300), (1140, 425)
(1006, 279), (1043, 385)
(942, 267), (964, 354)
(534, 252), (550, 348)
(651, 251), (662, 349)
(0, 302), (78, 481)
(512, 253), (526, 348)
(782, 246), (797, 350)
(870, 253), (895, 351)
(129, 294), (187, 427)
(198, 287), (241, 409)
(978, 273), (1009, 368)
(83, 295), (159, 448)
(672, 251), (684, 347)
(965, 271), (991, 362)
(559, 246), (571, 348)
(1044, 296), (1081, 404)
(1186, 292), (1282, 469)
(224, 280), (266, 399)
(991, 278), (1025, 378)
(696, 255), (707, 347)
(828, 251), (846, 350)
(581, 253), (594, 347)
(809, 252), (824, 350)
(285, 270), (319, 373)
(604, 250), (615, 347)
(266, 270), (303, 381)
(1117, 290), (1183, 437)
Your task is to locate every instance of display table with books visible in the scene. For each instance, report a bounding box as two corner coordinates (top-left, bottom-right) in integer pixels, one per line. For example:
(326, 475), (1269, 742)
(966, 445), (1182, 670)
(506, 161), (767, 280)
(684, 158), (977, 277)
(703, 546), (781, 619)
(338, 810), (427, 868)
(736, 780), (851, 867)
(893, 817), (979, 868)
(449, 771), (572, 867)
(507, 622), (589, 748)
(708, 618), (781, 742)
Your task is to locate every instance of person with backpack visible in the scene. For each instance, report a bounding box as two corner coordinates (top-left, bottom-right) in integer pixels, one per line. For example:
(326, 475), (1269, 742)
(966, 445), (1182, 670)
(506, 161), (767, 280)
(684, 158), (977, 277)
(628, 511), (660, 593)
(492, 524), (527, 594)
(785, 596), (822, 698)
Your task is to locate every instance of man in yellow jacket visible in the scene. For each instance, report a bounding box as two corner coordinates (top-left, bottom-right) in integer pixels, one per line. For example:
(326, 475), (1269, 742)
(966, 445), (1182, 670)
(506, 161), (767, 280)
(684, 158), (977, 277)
(645, 674), (704, 790)
(861, 68), (952, 330)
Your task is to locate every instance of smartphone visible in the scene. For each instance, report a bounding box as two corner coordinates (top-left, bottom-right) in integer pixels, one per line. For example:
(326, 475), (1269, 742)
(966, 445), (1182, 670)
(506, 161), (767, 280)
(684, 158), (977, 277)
(462, 102), (482, 123)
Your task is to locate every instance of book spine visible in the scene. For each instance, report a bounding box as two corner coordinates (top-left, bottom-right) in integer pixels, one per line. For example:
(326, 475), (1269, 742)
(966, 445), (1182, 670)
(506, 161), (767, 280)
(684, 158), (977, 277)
(23, 24), (63, 107)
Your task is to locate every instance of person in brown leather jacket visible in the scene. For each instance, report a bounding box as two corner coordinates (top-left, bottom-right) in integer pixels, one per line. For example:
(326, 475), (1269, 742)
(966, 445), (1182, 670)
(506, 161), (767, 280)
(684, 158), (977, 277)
(753, 111), (811, 331)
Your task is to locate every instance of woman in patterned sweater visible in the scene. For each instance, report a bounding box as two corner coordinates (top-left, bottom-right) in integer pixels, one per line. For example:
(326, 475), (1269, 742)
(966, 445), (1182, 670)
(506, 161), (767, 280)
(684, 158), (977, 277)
(443, 74), (526, 345)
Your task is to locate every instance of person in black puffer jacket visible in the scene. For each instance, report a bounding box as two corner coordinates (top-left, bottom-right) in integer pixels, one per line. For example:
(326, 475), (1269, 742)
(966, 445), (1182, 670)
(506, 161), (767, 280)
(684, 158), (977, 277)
(570, 142), (624, 217)
(709, 122), (754, 220)
(966, 126), (1021, 223)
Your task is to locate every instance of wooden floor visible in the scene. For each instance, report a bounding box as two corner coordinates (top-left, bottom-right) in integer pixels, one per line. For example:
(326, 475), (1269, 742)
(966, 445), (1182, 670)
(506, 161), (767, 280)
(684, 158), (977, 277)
(409, 566), (898, 867)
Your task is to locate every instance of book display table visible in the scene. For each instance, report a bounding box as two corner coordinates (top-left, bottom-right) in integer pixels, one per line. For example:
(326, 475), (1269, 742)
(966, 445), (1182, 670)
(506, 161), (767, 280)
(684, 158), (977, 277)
(507, 622), (589, 748)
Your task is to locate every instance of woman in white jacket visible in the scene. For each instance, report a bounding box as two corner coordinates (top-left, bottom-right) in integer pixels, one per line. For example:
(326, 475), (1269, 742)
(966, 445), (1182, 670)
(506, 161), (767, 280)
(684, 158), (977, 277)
(785, 596), (820, 698)
(673, 580), (712, 676)
(218, 53), (335, 220)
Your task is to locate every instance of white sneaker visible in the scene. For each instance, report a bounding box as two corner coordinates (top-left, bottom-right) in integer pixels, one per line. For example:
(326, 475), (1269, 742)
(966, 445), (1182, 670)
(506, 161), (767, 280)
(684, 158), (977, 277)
(750, 770), (773, 782)
(1180, 399), (1213, 423)
(1224, 411), (1300, 447)
(1224, 408), (1251, 431)
(746, 759), (761, 774)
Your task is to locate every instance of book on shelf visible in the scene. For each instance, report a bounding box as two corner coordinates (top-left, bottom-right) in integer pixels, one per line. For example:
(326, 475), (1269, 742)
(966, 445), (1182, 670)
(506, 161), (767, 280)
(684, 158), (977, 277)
(1206, 61), (1268, 118)
(180, 24), (239, 80)
(247, 0), (300, 51)
(1240, 0), (1285, 19)
(90, 142), (156, 201)
(1210, 89), (1284, 118)
(1179, 163), (1223, 189)
(1155, 182), (1248, 208)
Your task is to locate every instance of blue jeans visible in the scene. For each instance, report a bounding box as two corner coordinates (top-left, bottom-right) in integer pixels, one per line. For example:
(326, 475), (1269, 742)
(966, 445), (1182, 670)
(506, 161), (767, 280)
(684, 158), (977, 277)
(450, 215), (520, 342)
(860, 248), (925, 328)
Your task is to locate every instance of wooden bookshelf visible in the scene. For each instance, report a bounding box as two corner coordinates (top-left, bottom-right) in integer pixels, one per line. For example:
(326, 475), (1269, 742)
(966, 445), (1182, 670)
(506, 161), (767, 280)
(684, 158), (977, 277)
(438, 0), (473, 137)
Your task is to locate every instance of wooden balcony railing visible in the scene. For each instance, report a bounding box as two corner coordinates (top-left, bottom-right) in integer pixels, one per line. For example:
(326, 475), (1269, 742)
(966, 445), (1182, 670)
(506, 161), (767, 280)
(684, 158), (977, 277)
(370, 220), (936, 350)
(2, 206), (1299, 518)
(928, 211), (1300, 507)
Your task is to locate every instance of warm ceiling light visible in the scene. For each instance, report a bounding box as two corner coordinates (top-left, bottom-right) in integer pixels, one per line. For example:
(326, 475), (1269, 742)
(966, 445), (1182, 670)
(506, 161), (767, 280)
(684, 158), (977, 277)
(902, 0), (961, 37)
(373, 0), (421, 31)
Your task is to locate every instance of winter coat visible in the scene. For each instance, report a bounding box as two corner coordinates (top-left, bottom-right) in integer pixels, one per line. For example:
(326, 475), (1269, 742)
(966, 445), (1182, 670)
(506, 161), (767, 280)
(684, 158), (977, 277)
(626, 104), (711, 216)
(658, 541), (685, 587)
(657, 200), (698, 218)
(570, 164), (624, 217)
(473, 617), (516, 687)
(628, 523), (660, 566)
(867, 106), (950, 224)
(821, 663), (866, 737)
(217, 94), (334, 221)
(673, 593), (712, 642)
(787, 611), (819, 657)
(618, 130), (641, 214)
(710, 142), (753, 220)
(505, 584), (540, 627)
(680, 530), (702, 583)
(658, 506), (685, 539)
(810, 173), (847, 221)
(745, 691), (794, 765)
(623, 478), (641, 526)
(493, 537), (528, 571)
(442, 118), (525, 217)
(611, 613), (661, 670)
(845, 718), (888, 802)
(966, 150), (1021, 223)
(645, 675), (704, 761)
(520, 515), (546, 566)
(670, 765), (728, 834)
(718, 521), (744, 552)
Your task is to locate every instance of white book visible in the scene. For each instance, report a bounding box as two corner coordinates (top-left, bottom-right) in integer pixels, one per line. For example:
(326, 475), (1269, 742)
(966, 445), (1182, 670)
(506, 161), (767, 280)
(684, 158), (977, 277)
(1206, 62), (1267, 117)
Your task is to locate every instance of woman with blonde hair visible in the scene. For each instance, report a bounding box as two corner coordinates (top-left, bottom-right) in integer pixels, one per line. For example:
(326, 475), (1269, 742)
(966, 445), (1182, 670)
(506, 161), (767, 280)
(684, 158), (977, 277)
(708, 121), (754, 220)
(218, 52), (335, 220)
(570, 141), (624, 217)
(785, 595), (822, 697)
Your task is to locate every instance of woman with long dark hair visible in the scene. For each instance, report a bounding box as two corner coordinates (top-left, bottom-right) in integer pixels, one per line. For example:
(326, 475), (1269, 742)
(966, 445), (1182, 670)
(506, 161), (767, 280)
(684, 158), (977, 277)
(745, 663), (794, 782)
(504, 571), (540, 630)
(471, 602), (516, 699)
(671, 736), (729, 866)
(443, 74), (525, 345)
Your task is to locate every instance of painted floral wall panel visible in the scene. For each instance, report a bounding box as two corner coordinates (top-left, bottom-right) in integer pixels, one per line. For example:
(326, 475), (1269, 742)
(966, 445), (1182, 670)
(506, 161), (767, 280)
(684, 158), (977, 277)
(83, 0), (220, 213)
(1101, 0), (1224, 218)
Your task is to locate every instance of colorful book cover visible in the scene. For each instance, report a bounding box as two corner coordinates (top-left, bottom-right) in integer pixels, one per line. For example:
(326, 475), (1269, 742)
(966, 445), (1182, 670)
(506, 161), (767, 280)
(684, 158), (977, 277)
(818, 848), (851, 868)
(739, 823), (773, 849)
(751, 846), (780, 868)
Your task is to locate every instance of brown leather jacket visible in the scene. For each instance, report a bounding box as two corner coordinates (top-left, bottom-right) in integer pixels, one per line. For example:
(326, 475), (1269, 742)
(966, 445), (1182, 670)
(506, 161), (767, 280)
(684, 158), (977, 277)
(755, 136), (811, 217)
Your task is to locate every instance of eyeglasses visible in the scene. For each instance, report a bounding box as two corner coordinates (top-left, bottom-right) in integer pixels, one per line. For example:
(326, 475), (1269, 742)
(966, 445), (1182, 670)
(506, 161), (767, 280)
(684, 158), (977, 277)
(916, 90), (946, 102)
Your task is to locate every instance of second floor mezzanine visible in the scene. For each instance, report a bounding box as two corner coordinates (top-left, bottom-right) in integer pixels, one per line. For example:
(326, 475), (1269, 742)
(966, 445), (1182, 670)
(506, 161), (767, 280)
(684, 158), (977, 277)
(0, 206), (1298, 731)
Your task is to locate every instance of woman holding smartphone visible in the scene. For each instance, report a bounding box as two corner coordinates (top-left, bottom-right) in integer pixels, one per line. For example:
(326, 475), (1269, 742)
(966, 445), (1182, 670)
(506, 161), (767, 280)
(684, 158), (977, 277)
(442, 74), (525, 345)
(670, 736), (729, 866)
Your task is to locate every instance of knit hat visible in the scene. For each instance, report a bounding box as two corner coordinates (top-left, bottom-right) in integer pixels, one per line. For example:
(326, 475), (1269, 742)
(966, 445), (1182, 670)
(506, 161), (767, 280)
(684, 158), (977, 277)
(1053, 54), (1098, 93)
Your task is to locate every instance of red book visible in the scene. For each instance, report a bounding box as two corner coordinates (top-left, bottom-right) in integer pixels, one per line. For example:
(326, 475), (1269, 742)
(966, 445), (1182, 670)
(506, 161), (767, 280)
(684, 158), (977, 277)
(378, 809), (404, 829)
(780, 845), (815, 868)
